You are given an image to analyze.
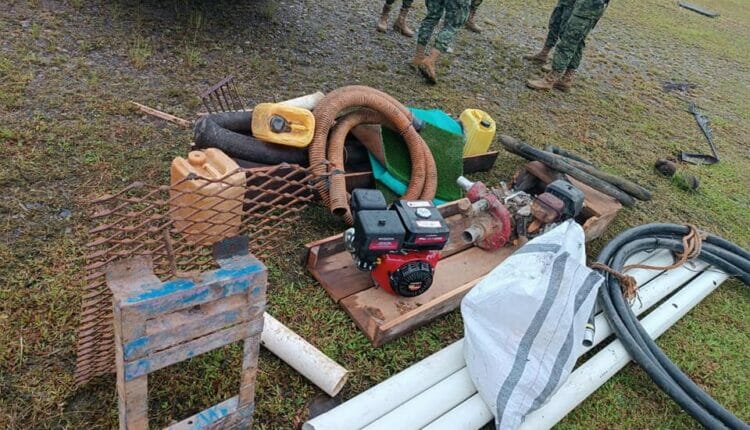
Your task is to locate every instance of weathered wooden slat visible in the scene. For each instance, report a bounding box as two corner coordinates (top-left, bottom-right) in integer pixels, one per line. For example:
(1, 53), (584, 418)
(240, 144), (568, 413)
(124, 318), (263, 381)
(165, 396), (239, 430)
(122, 295), (263, 361)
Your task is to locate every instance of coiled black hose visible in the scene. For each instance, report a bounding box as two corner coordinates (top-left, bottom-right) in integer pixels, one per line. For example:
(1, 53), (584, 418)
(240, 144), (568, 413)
(595, 224), (750, 429)
(192, 111), (370, 167)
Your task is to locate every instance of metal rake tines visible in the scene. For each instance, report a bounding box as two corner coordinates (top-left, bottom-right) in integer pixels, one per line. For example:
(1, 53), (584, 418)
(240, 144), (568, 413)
(200, 75), (246, 114)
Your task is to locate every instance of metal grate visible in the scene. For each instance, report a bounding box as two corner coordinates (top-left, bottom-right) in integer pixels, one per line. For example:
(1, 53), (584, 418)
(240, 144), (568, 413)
(74, 163), (317, 385)
(199, 75), (247, 114)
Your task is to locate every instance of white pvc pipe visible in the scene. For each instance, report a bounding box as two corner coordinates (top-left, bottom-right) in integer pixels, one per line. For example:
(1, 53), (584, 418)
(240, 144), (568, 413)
(262, 313), (348, 397)
(279, 92), (325, 110)
(423, 392), (495, 430)
(369, 260), (706, 430)
(519, 269), (729, 429)
(303, 341), (466, 430)
(362, 368), (477, 430)
(304, 250), (675, 430)
(420, 260), (709, 430)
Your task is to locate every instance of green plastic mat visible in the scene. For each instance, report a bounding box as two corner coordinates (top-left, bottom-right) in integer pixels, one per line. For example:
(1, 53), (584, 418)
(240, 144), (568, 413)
(370, 153), (447, 205)
(377, 108), (465, 201)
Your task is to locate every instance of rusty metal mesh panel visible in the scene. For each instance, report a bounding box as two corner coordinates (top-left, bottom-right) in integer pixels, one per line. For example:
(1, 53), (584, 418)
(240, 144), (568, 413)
(74, 163), (317, 385)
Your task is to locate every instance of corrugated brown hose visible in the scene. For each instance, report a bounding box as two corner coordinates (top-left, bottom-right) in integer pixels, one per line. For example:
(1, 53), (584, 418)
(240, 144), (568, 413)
(310, 86), (438, 225)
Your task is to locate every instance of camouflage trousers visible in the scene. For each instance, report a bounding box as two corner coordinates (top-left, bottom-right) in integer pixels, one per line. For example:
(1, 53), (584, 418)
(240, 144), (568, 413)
(386, 0), (415, 8)
(417, 0), (471, 53)
(543, 0), (576, 48)
(551, 0), (608, 71)
(386, 0), (480, 10)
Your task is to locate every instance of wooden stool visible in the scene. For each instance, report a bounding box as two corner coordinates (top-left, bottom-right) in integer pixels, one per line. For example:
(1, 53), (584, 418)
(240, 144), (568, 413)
(107, 237), (267, 430)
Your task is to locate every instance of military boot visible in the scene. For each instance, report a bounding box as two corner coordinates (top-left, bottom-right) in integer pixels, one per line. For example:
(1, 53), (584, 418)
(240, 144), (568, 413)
(526, 70), (563, 91)
(376, 4), (392, 33)
(523, 46), (551, 64)
(410, 44), (426, 70)
(419, 49), (441, 85)
(393, 8), (414, 37)
(465, 10), (483, 33)
(554, 69), (576, 92)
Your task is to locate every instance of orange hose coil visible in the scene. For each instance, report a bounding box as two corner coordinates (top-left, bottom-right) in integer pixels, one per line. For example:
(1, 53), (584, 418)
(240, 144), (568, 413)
(310, 86), (438, 225)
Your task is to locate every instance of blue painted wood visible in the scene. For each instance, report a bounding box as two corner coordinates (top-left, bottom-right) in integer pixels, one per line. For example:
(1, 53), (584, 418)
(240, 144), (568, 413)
(123, 268), (264, 316)
(123, 319), (262, 381)
(165, 396), (238, 430)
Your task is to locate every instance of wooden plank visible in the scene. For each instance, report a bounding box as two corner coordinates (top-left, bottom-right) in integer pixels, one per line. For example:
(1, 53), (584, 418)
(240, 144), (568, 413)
(339, 245), (517, 345)
(166, 396), (239, 430)
(239, 334), (261, 406)
(123, 319), (263, 381)
(122, 268), (265, 316)
(122, 294), (262, 361)
(131, 101), (192, 128)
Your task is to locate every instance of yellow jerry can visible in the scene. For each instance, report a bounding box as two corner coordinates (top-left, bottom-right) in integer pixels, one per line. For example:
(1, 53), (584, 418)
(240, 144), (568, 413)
(170, 148), (245, 245)
(251, 103), (315, 148)
(460, 109), (496, 156)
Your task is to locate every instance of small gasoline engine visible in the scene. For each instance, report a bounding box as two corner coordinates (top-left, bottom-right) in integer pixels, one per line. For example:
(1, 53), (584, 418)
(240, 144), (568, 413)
(344, 189), (450, 297)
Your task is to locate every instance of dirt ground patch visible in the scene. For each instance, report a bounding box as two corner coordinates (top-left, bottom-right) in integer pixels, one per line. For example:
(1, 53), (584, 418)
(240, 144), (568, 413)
(1, 0), (748, 428)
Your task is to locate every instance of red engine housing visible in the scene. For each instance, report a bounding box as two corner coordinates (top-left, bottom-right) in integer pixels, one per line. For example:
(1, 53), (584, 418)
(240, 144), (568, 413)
(371, 251), (441, 297)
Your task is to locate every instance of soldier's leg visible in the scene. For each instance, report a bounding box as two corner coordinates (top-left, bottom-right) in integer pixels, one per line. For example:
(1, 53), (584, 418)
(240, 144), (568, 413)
(543, 0), (576, 48)
(394, 0), (416, 37)
(377, 0), (396, 32)
(466, 0), (483, 32)
(567, 7), (605, 69)
(550, 0), (607, 72)
(417, 0), (447, 47)
(434, 0), (470, 53)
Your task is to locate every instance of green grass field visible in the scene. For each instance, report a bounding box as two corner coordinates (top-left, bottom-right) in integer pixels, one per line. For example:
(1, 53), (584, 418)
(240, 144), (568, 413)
(1, 0), (748, 428)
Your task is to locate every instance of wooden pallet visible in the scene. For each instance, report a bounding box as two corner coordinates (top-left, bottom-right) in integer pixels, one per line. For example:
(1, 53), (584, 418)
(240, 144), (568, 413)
(108, 237), (267, 430)
(305, 163), (622, 346)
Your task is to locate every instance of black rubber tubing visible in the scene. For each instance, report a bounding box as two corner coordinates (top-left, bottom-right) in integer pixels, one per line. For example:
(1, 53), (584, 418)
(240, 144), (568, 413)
(193, 111), (370, 167)
(594, 223), (750, 429)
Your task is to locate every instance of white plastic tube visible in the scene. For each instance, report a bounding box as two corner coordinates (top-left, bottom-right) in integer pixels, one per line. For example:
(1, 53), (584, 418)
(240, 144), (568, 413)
(279, 92), (325, 110)
(303, 341), (466, 430)
(518, 269), (729, 429)
(432, 268), (727, 430)
(362, 368), (477, 430)
(262, 313), (348, 397)
(423, 260), (711, 430)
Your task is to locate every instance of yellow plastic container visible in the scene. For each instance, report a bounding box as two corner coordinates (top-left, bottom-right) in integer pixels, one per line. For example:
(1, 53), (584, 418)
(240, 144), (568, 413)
(251, 103), (315, 148)
(460, 109), (496, 156)
(170, 148), (245, 245)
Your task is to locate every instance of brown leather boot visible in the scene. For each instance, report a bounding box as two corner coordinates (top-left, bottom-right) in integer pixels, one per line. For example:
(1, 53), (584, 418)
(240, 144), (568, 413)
(554, 69), (576, 92)
(418, 49), (440, 84)
(526, 70), (563, 91)
(376, 4), (392, 33)
(465, 9), (482, 33)
(394, 7), (414, 37)
(523, 46), (551, 64)
(410, 44), (426, 69)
